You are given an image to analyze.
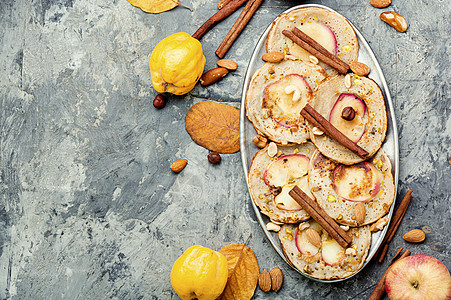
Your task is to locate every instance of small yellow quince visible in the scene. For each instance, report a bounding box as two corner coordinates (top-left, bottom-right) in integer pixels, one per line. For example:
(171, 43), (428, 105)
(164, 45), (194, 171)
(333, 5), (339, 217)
(170, 245), (228, 300)
(150, 32), (206, 95)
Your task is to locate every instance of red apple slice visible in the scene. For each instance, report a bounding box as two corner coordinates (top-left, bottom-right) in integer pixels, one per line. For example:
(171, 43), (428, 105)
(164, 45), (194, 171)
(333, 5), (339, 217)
(288, 22), (338, 61)
(329, 94), (366, 143)
(264, 154), (310, 187)
(295, 228), (320, 256)
(333, 162), (382, 202)
(386, 254), (451, 300)
(321, 239), (346, 266)
(297, 22), (338, 55)
(274, 175), (313, 211)
(262, 74), (312, 127)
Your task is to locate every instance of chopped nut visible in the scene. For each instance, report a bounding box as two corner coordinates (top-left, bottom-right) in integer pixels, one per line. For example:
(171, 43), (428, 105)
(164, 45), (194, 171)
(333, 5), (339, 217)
(268, 142), (277, 157)
(340, 225), (350, 231)
(309, 55), (319, 64)
(328, 194), (336, 202)
(345, 74), (352, 88)
(312, 127), (324, 135)
(370, 216), (389, 232)
(284, 85), (301, 102)
(266, 222), (281, 232)
(345, 248), (357, 256)
(298, 222), (310, 231)
(303, 265), (313, 274)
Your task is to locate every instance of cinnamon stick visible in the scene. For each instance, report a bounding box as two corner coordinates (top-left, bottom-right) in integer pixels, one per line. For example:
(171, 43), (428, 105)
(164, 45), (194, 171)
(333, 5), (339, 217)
(215, 0), (263, 58)
(192, 0), (248, 40)
(289, 186), (352, 249)
(218, 0), (233, 9)
(368, 248), (411, 300)
(292, 27), (350, 74)
(282, 29), (349, 74)
(301, 104), (369, 158)
(377, 190), (412, 262)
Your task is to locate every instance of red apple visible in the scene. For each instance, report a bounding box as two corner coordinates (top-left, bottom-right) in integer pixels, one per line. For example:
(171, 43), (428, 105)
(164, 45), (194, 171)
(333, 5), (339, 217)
(329, 93), (366, 143)
(333, 162), (382, 202)
(385, 254), (451, 300)
(262, 74), (312, 127)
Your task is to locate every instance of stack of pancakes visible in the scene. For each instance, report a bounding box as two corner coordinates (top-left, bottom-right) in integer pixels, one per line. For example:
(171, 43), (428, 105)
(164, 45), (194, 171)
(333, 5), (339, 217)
(246, 6), (395, 280)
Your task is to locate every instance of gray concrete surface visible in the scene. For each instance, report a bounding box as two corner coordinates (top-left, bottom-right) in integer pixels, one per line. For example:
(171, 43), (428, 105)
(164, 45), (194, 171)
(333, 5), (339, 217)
(0, 0), (449, 299)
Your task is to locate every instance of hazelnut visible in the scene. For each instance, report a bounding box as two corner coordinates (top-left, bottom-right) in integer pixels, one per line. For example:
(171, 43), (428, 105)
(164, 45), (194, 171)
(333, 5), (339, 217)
(153, 94), (166, 109)
(341, 106), (356, 121)
(207, 152), (221, 165)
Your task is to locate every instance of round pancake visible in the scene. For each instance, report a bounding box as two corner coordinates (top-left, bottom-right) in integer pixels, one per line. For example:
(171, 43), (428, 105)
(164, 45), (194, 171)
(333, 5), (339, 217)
(248, 142), (317, 223)
(266, 6), (358, 76)
(279, 221), (371, 280)
(246, 58), (327, 145)
(308, 149), (395, 227)
(308, 75), (387, 165)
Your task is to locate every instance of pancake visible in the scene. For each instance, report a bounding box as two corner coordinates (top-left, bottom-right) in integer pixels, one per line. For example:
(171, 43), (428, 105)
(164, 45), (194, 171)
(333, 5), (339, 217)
(246, 58), (327, 145)
(248, 142), (317, 223)
(279, 221), (371, 280)
(266, 6), (359, 76)
(308, 75), (387, 165)
(308, 149), (395, 227)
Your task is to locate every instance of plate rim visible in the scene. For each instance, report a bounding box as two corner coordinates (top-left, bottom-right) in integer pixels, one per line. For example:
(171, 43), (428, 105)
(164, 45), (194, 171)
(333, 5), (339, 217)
(239, 4), (399, 283)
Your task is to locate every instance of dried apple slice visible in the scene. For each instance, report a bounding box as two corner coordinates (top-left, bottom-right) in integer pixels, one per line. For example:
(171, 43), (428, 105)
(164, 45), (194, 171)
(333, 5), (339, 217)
(264, 154), (310, 186)
(262, 74), (312, 127)
(333, 162), (382, 202)
(321, 239), (346, 266)
(329, 94), (366, 143)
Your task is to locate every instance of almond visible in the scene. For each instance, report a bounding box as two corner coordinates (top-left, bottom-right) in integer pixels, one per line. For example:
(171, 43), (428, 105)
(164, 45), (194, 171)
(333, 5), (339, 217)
(370, 0), (391, 8)
(253, 134), (268, 148)
(170, 159), (187, 173)
(355, 203), (366, 225)
(267, 142), (277, 157)
(200, 67), (228, 86)
(269, 268), (283, 292)
(258, 269), (271, 292)
(403, 229), (426, 243)
(216, 59), (237, 71)
(350, 62), (371, 76)
(262, 52), (284, 63)
(305, 228), (321, 248)
(380, 11), (408, 33)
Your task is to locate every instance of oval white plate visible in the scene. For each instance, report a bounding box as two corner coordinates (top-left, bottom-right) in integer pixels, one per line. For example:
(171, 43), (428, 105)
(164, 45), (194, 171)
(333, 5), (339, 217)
(240, 4), (399, 282)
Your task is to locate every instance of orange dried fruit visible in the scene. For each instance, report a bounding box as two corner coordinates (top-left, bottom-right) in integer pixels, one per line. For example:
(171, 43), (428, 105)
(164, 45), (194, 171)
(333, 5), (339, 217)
(185, 101), (240, 153)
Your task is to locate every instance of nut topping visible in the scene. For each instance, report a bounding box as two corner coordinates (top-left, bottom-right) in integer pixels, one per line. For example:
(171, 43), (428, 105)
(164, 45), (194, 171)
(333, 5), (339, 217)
(258, 270), (271, 292)
(200, 67), (228, 86)
(350, 62), (371, 76)
(253, 134), (268, 148)
(262, 52), (284, 63)
(305, 228), (321, 248)
(267, 142), (277, 157)
(171, 159), (188, 173)
(341, 106), (356, 121)
(266, 222), (281, 232)
(355, 203), (366, 225)
(380, 11), (408, 32)
(216, 59), (238, 70)
(269, 268), (283, 292)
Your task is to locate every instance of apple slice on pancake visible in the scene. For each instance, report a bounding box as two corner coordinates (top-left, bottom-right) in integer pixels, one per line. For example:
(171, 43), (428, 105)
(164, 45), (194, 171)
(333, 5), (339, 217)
(248, 143), (317, 223)
(279, 222), (371, 280)
(245, 58), (327, 145)
(262, 74), (312, 128)
(266, 6), (358, 76)
(308, 149), (395, 227)
(308, 75), (387, 165)
(329, 94), (366, 143)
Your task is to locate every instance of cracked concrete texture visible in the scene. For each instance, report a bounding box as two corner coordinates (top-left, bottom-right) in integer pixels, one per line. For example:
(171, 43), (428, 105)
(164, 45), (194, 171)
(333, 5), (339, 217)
(0, 0), (449, 299)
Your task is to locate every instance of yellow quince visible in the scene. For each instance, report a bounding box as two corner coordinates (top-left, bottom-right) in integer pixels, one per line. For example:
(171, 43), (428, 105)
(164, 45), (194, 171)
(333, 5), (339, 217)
(170, 245), (228, 300)
(150, 32), (206, 95)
